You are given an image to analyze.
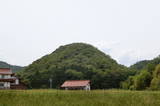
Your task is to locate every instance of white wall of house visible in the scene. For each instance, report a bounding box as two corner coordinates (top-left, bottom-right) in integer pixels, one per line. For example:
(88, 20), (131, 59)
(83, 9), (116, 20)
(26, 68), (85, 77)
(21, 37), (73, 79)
(15, 79), (19, 85)
(4, 82), (10, 88)
(84, 84), (90, 90)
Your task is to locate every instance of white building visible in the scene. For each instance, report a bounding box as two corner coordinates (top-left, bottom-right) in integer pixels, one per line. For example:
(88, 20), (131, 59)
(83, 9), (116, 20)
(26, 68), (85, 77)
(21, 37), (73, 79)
(0, 68), (20, 89)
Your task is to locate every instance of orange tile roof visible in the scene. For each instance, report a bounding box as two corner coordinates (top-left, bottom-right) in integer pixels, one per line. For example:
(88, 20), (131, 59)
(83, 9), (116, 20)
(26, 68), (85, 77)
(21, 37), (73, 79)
(61, 80), (90, 87)
(0, 68), (12, 75)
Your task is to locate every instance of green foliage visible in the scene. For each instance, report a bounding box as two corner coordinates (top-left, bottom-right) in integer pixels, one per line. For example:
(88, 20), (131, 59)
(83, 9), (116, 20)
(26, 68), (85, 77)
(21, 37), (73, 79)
(150, 64), (160, 90)
(19, 43), (130, 89)
(130, 56), (160, 73)
(121, 76), (134, 90)
(65, 69), (83, 80)
(150, 77), (160, 90)
(153, 64), (160, 77)
(134, 70), (152, 90)
(130, 60), (149, 71)
(122, 56), (160, 90)
(121, 70), (152, 90)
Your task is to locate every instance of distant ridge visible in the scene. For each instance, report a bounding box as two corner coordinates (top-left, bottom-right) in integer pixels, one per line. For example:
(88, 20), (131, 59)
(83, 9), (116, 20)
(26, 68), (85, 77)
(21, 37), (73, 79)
(130, 56), (160, 71)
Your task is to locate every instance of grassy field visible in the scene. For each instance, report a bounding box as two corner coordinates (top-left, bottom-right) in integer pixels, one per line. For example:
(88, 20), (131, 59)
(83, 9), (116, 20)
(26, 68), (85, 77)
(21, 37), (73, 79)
(0, 90), (160, 106)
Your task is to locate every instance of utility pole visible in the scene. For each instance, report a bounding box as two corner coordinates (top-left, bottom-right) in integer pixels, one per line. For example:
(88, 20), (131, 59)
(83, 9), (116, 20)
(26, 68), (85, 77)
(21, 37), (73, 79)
(49, 78), (52, 89)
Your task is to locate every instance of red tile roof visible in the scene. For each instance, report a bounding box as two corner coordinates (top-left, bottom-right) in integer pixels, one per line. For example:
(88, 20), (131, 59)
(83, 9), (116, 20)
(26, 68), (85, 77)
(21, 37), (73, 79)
(61, 80), (90, 87)
(0, 68), (12, 75)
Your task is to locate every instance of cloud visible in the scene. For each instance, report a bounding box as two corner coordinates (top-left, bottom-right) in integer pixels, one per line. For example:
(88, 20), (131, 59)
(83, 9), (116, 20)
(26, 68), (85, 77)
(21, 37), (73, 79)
(117, 50), (140, 66)
(93, 41), (159, 66)
(93, 41), (120, 53)
(117, 50), (160, 66)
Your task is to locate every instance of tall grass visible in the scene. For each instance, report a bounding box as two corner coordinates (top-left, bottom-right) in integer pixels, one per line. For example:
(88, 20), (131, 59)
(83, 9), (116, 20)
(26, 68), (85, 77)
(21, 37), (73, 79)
(0, 90), (160, 106)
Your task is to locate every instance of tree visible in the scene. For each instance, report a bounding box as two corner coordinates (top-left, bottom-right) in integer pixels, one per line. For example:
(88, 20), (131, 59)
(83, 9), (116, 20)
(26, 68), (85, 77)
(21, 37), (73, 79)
(121, 70), (152, 90)
(150, 64), (160, 90)
(134, 70), (152, 90)
(150, 77), (160, 90)
(121, 76), (134, 90)
(65, 69), (83, 80)
(153, 64), (160, 77)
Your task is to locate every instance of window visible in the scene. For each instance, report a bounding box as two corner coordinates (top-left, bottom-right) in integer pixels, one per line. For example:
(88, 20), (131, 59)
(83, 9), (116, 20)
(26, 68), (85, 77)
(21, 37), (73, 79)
(0, 83), (4, 88)
(1, 75), (5, 79)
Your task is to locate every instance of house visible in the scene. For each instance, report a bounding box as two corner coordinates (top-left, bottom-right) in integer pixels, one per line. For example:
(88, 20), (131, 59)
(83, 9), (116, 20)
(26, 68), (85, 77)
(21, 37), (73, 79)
(61, 80), (90, 90)
(0, 68), (26, 89)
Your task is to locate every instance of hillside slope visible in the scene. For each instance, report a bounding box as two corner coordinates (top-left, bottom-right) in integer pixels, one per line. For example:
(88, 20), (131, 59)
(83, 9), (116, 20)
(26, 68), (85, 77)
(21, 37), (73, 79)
(130, 56), (160, 71)
(19, 43), (131, 89)
(130, 60), (149, 71)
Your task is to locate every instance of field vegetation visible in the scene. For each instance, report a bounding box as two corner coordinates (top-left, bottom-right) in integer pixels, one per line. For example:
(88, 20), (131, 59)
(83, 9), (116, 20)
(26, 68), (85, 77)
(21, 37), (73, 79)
(0, 90), (160, 106)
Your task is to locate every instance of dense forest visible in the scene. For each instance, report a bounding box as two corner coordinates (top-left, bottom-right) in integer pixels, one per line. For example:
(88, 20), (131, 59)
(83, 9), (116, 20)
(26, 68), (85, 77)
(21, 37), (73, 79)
(0, 61), (23, 73)
(18, 43), (134, 89)
(121, 56), (160, 90)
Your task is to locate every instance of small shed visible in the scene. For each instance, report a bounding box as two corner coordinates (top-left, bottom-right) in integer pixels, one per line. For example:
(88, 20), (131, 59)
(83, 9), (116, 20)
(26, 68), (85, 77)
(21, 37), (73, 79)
(61, 80), (90, 90)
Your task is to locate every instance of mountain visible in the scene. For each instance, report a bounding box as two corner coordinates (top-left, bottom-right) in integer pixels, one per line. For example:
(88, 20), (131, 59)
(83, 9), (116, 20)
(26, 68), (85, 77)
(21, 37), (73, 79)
(0, 61), (23, 73)
(19, 43), (131, 89)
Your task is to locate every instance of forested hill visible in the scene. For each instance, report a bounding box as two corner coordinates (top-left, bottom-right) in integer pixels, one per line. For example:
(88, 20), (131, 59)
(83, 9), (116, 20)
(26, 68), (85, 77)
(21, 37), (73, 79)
(19, 43), (132, 89)
(0, 61), (23, 73)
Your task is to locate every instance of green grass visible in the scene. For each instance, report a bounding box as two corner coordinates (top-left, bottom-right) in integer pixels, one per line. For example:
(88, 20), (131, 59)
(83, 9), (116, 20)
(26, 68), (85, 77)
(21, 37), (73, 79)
(0, 90), (160, 106)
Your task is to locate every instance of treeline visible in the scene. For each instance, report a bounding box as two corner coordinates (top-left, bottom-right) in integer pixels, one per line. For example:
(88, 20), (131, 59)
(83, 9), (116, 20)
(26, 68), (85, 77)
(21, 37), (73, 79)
(121, 56), (160, 90)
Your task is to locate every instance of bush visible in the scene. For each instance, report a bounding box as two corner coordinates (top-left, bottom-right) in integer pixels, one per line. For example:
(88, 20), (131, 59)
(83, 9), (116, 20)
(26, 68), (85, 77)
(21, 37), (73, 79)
(134, 70), (152, 90)
(150, 77), (160, 90)
(150, 64), (160, 90)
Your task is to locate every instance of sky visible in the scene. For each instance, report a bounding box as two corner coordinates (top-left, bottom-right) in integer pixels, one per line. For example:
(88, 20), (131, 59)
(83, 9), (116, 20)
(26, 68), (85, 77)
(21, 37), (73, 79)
(0, 0), (160, 67)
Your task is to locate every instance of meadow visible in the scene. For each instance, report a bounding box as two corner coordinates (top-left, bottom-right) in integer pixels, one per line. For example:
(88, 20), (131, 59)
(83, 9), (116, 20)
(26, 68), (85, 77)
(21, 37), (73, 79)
(0, 90), (160, 106)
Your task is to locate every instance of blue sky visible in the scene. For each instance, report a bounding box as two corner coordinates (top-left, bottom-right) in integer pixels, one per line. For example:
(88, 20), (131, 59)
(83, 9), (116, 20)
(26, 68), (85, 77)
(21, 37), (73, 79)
(0, 0), (160, 66)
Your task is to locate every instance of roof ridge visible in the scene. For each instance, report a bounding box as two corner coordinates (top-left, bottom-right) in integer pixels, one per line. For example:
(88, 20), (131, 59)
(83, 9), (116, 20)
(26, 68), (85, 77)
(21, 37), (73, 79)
(61, 80), (90, 88)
